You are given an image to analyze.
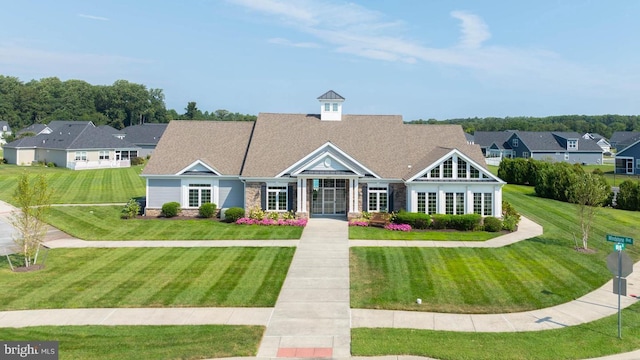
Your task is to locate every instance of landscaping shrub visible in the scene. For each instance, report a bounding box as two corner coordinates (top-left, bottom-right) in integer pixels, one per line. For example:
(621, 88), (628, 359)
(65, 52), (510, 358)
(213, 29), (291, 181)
(349, 221), (369, 227)
(248, 206), (265, 220)
(449, 214), (482, 231)
(431, 214), (452, 230)
(131, 157), (145, 166)
(267, 212), (279, 221)
(385, 223), (412, 231)
(502, 215), (518, 232)
(225, 207), (245, 222)
(393, 211), (430, 229)
(161, 201), (181, 218)
(198, 202), (217, 218)
(236, 217), (307, 226)
(46, 162), (56, 167)
(483, 216), (503, 232)
(120, 199), (141, 219)
(592, 168), (604, 175)
(282, 210), (296, 220)
(616, 180), (640, 211)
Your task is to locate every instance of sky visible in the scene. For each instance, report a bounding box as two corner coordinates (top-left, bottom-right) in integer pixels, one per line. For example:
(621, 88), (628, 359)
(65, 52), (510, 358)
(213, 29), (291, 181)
(1, 0), (640, 120)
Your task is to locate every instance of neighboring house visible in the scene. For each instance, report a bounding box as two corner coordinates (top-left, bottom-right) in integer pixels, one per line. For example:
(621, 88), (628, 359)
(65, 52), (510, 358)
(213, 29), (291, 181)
(98, 125), (125, 139)
(582, 133), (611, 153)
(610, 131), (640, 151)
(473, 131), (515, 159)
(17, 123), (52, 136)
(474, 131), (603, 165)
(0, 121), (12, 145)
(464, 133), (474, 144)
(120, 123), (167, 157)
(3, 123), (140, 170)
(142, 91), (505, 219)
(615, 140), (640, 174)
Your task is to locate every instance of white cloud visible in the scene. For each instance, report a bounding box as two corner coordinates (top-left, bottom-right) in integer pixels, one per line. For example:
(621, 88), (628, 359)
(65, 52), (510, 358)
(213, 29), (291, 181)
(78, 14), (109, 21)
(450, 11), (491, 49)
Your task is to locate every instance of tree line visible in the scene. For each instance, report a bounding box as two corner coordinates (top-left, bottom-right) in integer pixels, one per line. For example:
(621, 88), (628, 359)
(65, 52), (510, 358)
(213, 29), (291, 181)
(0, 75), (256, 132)
(410, 115), (640, 139)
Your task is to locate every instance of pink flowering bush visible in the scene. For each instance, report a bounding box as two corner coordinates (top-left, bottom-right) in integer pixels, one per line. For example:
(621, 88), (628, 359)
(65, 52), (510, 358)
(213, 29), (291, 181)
(349, 221), (369, 227)
(236, 217), (307, 227)
(385, 223), (412, 232)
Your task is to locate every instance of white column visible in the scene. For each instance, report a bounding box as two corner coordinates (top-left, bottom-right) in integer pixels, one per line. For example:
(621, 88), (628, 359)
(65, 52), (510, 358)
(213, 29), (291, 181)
(297, 178), (302, 212)
(466, 186), (473, 214)
(438, 187), (445, 214)
(495, 185), (503, 217)
(349, 179), (354, 213)
(301, 178), (307, 212)
(353, 178), (362, 212)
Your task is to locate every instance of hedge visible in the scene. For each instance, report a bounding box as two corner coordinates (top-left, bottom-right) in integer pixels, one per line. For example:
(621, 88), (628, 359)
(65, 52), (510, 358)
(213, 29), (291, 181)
(393, 211), (430, 229)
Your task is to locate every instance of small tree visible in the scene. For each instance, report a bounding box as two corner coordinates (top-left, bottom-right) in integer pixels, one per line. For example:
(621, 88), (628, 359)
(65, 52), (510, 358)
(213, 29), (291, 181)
(569, 172), (610, 250)
(10, 173), (52, 267)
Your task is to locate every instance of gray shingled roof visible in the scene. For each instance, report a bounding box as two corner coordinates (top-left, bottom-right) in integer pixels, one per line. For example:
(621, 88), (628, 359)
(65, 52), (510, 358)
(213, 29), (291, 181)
(121, 123), (168, 145)
(317, 90), (344, 100)
(242, 114), (483, 179)
(17, 123), (49, 135)
(515, 131), (602, 152)
(5, 123), (138, 150)
(611, 131), (640, 149)
(142, 121), (255, 176)
(98, 125), (123, 135)
(48, 120), (93, 130)
(473, 131), (514, 149)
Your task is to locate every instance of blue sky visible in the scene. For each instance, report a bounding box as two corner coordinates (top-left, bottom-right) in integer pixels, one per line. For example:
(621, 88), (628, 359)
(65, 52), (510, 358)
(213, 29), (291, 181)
(1, 0), (639, 120)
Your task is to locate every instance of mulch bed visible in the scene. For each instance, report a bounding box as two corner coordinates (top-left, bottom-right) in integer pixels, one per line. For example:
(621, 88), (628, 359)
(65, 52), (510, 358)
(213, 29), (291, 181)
(12, 264), (45, 272)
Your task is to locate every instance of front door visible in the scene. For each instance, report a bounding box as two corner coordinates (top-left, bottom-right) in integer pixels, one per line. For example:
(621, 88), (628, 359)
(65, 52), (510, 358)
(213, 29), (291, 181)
(323, 188), (335, 214)
(627, 159), (634, 174)
(311, 179), (347, 216)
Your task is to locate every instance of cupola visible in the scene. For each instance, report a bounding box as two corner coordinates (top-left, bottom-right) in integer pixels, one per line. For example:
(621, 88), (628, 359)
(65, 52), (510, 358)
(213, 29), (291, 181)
(317, 90), (345, 121)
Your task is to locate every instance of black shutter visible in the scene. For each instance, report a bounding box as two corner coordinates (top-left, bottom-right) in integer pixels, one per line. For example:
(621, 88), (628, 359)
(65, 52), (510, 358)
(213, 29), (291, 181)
(288, 183), (294, 211)
(260, 183), (266, 210)
(388, 186), (394, 212)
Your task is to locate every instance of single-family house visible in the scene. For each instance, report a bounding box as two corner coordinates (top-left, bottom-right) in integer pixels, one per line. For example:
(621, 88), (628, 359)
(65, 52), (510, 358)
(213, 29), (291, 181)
(615, 139), (640, 174)
(3, 122), (140, 169)
(142, 91), (505, 219)
(120, 123), (167, 157)
(0, 121), (12, 145)
(474, 131), (603, 165)
(17, 123), (52, 137)
(582, 133), (611, 153)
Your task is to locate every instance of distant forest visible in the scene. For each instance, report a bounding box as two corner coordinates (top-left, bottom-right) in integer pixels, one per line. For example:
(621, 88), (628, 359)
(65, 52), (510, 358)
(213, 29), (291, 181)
(2, 75), (638, 138)
(0, 75), (256, 131)
(409, 115), (640, 139)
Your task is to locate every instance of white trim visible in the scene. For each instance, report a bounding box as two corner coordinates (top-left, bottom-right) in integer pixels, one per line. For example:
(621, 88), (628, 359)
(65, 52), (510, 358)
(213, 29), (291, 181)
(275, 142), (381, 179)
(176, 159), (221, 176)
(406, 148), (505, 184)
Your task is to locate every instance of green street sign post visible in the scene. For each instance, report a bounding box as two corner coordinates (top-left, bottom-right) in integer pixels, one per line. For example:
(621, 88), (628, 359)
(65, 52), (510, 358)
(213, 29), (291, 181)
(604, 234), (634, 339)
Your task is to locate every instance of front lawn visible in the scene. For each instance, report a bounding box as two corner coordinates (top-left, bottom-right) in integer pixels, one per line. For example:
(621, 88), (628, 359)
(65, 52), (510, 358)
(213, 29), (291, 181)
(0, 325), (263, 360)
(349, 226), (501, 241)
(0, 247), (294, 310)
(350, 185), (640, 313)
(352, 302), (640, 360)
(45, 206), (304, 240)
(0, 164), (145, 204)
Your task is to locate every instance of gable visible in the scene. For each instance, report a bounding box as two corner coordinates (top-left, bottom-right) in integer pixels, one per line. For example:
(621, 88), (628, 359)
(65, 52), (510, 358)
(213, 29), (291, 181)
(177, 160), (221, 176)
(407, 149), (504, 183)
(277, 142), (380, 178)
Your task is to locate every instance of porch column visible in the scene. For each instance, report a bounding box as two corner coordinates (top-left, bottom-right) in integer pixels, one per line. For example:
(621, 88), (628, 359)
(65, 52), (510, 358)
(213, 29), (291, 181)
(301, 178), (307, 212)
(348, 178), (355, 213)
(297, 178), (302, 212)
(353, 178), (358, 213)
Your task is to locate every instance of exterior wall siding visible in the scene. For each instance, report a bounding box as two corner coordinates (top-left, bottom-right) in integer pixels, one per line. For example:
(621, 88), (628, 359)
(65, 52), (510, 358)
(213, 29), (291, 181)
(218, 180), (244, 209)
(147, 179), (181, 208)
(531, 152), (602, 165)
(35, 149), (67, 167)
(3, 148), (18, 165)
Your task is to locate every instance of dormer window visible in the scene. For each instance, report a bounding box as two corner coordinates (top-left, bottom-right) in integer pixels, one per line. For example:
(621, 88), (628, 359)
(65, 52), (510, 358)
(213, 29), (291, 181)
(332, 103), (338, 111)
(567, 139), (577, 150)
(324, 103), (330, 112)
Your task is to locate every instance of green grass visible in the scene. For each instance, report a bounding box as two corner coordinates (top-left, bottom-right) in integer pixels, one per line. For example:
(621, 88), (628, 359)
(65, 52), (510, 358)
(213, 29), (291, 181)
(0, 325), (263, 360)
(45, 206), (304, 240)
(0, 247), (294, 310)
(352, 302), (640, 360)
(349, 226), (501, 241)
(350, 185), (640, 313)
(0, 164), (145, 204)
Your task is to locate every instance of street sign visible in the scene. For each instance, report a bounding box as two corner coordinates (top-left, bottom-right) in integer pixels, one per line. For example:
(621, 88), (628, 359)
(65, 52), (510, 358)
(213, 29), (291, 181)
(606, 234), (634, 245)
(614, 277), (627, 296)
(606, 251), (634, 278)
(615, 243), (625, 251)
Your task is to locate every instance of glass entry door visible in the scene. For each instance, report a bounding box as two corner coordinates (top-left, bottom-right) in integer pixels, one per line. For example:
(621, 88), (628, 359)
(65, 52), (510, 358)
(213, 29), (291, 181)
(311, 179), (347, 216)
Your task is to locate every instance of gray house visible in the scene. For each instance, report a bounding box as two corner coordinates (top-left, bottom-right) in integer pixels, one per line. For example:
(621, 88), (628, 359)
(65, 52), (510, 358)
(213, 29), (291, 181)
(3, 123), (140, 169)
(120, 123), (167, 157)
(142, 91), (505, 219)
(506, 131), (603, 164)
(615, 140), (640, 174)
(610, 131), (640, 151)
(473, 131), (515, 159)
